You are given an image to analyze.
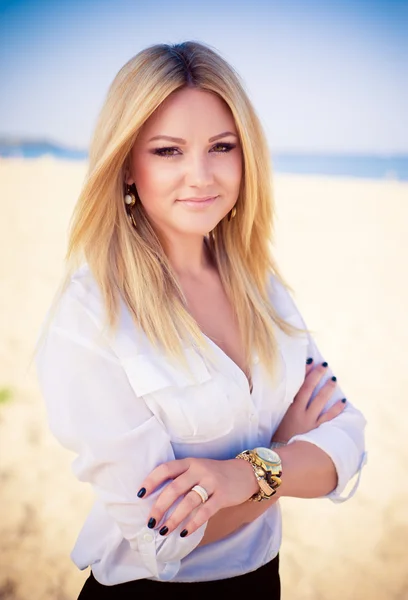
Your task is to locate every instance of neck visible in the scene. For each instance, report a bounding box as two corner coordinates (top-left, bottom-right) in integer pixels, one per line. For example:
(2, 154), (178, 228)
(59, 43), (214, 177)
(162, 234), (214, 279)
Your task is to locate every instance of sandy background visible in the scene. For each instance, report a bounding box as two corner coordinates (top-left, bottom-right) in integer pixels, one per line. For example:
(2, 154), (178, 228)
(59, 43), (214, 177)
(0, 157), (407, 599)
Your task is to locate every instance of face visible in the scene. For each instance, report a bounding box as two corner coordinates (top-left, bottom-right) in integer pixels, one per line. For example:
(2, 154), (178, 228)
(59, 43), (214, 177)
(126, 87), (242, 242)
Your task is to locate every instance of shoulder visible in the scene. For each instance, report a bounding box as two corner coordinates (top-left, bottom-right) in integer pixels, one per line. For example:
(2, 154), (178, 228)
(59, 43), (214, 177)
(266, 272), (309, 345)
(48, 264), (151, 353)
(49, 263), (106, 333)
(70, 263), (102, 304)
(267, 272), (299, 319)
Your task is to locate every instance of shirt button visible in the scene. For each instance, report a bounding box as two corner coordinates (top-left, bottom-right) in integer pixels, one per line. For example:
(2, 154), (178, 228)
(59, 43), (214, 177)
(143, 533), (154, 543)
(253, 356), (259, 365)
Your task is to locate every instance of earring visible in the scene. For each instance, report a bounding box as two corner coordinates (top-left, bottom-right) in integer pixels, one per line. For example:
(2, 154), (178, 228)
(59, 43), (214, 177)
(228, 206), (237, 222)
(124, 184), (137, 228)
(124, 185), (136, 207)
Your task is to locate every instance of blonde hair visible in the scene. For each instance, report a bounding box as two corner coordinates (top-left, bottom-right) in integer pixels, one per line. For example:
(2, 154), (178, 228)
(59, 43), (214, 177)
(51, 41), (304, 380)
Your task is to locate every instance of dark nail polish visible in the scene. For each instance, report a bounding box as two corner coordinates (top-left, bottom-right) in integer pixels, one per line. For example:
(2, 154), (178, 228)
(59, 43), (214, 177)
(159, 526), (169, 536)
(180, 529), (188, 538)
(147, 518), (156, 529)
(341, 398), (347, 403)
(306, 357), (313, 365)
(331, 376), (337, 382)
(137, 487), (146, 498)
(322, 362), (328, 368)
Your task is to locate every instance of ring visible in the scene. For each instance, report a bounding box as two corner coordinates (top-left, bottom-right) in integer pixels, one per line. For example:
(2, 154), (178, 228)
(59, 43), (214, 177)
(191, 484), (209, 503)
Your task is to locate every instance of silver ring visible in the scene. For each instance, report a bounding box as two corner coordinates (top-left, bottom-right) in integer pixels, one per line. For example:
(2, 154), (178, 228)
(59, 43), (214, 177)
(191, 484), (209, 503)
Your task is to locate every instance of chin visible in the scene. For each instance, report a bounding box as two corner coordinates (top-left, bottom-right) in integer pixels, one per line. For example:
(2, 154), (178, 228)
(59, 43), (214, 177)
(176, 225), (215, 238)
(174, 214), (225, 237)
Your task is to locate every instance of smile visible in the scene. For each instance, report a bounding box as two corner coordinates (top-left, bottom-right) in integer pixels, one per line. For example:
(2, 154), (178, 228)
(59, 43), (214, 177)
(177, 196), (218, 207)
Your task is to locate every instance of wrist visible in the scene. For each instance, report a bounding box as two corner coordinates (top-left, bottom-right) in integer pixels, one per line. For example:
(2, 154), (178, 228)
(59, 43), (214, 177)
(271, 441), (337, 499)
(234, 457), (259, 497)
(272, 444), (291, 497)
(270, 440), (287, 449)
(235, 448), (282, 502)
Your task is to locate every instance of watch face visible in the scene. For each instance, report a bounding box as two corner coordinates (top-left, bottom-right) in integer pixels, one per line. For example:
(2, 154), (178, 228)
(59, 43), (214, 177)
(256, 447), (279, 464)
(255, 447), (282, 475)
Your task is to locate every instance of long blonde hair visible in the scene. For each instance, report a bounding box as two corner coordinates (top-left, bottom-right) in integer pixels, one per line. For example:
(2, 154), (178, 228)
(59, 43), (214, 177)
(54, 41), (304, 380)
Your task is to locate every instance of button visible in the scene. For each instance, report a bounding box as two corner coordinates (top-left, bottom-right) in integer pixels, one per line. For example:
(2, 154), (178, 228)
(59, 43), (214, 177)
(143, 533), (154, 543)
(253, 355), (259, 365)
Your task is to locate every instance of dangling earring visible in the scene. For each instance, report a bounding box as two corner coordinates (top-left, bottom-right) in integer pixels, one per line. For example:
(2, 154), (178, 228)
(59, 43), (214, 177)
(228, 205), (237, 222)
(124, 185), (136, 207)
(124, 184), (137, 228)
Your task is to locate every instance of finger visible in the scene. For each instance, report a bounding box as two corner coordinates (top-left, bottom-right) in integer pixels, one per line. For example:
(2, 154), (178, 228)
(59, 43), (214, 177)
(305, 357), (314, 376)
(147, 471), (196, 528)
(158, 487), (212, 536)
(295, 361), (329, 407)
(307, 376), (338, 419)
(137, 458), (190, 499)
(317, 398), (347, 425)
(179, 496), (219, 538)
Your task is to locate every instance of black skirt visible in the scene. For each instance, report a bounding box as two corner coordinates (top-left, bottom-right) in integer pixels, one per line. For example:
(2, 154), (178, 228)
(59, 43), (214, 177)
(78, 553), (280, 599)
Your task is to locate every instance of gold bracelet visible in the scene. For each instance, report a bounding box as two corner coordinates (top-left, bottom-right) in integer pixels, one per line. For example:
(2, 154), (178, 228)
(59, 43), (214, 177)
(236, 451), (276, 502)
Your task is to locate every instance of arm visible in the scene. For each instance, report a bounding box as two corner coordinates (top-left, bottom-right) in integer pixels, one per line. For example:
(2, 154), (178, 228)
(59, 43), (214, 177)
(199, 364), (343, 546)
(138, 362), (349, 546)
(269, 276), (367, 503)
(36, 290), (208, 581)
(285, 327), (367, 503)
(144, 433), (340, 549)
(137, 315), (366, 547)
(199, 491), (275, 546)
(194, 289), (368, 545)
(198, 440), (336, 547)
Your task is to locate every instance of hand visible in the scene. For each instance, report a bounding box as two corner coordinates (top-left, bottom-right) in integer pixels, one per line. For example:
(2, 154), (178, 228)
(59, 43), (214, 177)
(272, 359), (346, 444)
(137, 456), (259, 538)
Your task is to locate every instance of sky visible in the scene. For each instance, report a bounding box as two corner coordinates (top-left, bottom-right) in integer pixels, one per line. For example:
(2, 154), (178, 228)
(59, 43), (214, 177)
(0, 0), (407, 155)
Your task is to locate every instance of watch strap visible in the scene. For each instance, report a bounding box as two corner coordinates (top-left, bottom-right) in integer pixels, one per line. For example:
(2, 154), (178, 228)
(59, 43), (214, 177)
(236, 450), (276, 502)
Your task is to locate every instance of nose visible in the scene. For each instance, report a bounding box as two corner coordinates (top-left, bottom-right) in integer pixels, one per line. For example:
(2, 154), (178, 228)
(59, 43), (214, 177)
(184, 152), (214, 188)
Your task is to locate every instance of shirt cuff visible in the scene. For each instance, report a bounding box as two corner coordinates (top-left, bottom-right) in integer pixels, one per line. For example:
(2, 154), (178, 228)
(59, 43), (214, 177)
(287, 424), (368, 503)
(135, 521), (208, 581)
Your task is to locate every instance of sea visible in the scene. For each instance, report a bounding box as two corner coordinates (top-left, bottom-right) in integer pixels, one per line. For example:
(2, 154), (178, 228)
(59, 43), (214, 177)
(1, 140), (407, 182)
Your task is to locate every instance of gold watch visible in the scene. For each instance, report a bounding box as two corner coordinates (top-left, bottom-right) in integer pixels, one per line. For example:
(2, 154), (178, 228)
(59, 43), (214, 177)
(236, 447), (282, 502)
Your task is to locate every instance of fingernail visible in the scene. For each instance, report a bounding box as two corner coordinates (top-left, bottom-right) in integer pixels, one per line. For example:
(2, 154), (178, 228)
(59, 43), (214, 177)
(159, 526), (169, 536)
(180, 529), (188, 538)
(147, 518), (156, 529)
(341, 398), (347, 403)
(331, 376), (337, 382)
(306, 357), (313, 365)
(322, 362), (328, 368)
(137, 487), (146, 498)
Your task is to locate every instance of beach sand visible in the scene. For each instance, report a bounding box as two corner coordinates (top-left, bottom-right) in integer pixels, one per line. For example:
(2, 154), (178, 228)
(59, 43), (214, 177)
(0, 157), (407, 599)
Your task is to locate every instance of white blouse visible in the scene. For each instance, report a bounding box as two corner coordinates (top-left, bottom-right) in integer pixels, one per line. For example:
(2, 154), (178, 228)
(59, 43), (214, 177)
(36, 264), (367, 586)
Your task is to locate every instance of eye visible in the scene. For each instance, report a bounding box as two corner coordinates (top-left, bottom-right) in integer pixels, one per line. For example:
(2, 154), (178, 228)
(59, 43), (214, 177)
(152, 147), (181, 158)
(210, 142), (236, 153)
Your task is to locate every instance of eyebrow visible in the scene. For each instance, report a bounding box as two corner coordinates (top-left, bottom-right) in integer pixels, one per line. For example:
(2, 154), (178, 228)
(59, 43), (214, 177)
(147, 131), (238, 144)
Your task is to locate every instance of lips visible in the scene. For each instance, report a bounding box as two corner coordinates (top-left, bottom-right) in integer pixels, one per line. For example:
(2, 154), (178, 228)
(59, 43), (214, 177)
(177, 196), (217, 203)
(176, 195), (218, 209)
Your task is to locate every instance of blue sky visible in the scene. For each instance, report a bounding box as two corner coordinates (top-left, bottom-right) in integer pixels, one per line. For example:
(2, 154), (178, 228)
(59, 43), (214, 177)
(0, 0), (407, 154)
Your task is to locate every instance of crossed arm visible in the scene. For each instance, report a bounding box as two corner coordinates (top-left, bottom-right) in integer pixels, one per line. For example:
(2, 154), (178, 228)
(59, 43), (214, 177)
(137, 359), (347, 545)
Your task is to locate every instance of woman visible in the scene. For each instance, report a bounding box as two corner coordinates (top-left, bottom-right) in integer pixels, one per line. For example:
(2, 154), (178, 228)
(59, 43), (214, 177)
(36, 41), (367, 598)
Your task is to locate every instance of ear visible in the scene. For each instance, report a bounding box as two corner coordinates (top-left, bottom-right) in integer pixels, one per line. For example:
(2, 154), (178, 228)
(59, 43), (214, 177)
(123, 157), (135, 186)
